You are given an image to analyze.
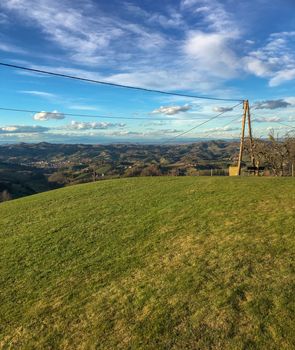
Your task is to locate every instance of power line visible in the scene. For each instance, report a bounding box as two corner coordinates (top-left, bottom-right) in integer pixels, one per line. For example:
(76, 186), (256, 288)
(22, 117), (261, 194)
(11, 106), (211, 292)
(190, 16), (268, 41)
(0, 106), (237, 121)
(200, 114), (242, 139)
(162, 101), (243, 144)
(277, 121), (295, 129)
(0, 62), (244, 103)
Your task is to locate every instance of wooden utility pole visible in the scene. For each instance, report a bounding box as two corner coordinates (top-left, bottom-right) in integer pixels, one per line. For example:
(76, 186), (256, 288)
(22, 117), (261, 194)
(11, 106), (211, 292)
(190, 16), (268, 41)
(237, 100), (247, 176)
(237, 100), (255, 175)
(247, 103), (255, 167)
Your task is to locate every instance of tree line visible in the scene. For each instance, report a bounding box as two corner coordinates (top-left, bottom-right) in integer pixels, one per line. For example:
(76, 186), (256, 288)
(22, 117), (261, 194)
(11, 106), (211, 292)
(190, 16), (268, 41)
(246, 131), (295, 176)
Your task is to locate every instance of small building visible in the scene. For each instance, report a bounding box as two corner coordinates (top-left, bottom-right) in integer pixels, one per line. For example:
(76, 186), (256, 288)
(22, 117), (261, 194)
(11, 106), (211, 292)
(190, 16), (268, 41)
(229, 166), (239, 176)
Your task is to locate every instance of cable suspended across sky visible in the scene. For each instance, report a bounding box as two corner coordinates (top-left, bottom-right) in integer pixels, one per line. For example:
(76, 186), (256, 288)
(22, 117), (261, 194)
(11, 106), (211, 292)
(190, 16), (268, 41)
(0, 62), (244, 103)
(0, 106), (242, 122)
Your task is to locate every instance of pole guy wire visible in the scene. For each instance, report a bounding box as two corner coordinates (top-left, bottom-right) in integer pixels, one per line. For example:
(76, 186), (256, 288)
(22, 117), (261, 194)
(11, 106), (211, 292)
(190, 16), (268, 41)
(162, 101), (244, 144)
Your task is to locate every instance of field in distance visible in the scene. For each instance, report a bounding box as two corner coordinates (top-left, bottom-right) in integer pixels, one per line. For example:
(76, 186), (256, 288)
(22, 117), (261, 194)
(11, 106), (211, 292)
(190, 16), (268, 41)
(0, 177), (294, 349)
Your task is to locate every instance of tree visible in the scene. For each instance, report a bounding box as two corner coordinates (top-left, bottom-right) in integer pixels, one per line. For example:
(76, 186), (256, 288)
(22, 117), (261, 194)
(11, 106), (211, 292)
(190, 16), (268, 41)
(1, 190), (12, 202)
(48, 172), (69, 184)
(285, 133), (295, 175)
(246, 131), (295, 176)
(124, 166), (142, 177)
(141, 164), (161, 176)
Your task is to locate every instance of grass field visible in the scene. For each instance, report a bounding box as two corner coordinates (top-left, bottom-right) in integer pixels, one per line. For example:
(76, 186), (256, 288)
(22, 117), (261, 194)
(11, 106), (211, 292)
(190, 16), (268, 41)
(0, 177), (294, 349)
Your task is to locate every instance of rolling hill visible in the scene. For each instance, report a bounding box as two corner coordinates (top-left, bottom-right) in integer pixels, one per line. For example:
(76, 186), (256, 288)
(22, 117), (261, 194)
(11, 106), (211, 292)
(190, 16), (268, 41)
(0, 177), (294, 349)
(0, 141), (239, 200)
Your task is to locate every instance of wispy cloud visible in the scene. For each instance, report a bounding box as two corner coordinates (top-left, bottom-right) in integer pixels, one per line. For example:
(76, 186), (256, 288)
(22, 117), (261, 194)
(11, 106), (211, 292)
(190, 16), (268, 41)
(253, 99), (291, 110)
(244, 32), (295, 86)
(181, 0), (238, 34)
(0, 13), (8, 24)
(33, 111), (65, 121)
(69, 121), (125, 130)
(212, 106), (234, 113)
(20, 90), (57, 99)
(152, 104), (191, 115)
(0, 125), (50, 134)
(1, 0), (295, 110)
(1, 0), (168, 66)
(0, 0), (242, 95)
(68, 105), (100, 111)
(203, 125), (239, 133)
(254, 116), (282, 123)
(0, 41), (26, 54)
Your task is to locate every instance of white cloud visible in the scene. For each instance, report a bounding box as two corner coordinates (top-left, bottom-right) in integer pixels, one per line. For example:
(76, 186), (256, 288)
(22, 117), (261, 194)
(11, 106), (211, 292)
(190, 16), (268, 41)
(69, 121), (125, 130)
(204, 125), (239, 133)
(254, 116), (282, 123)
(0, 13), (8, 24)
(183, 31), (239, 79)
(181, 0), (241, 81)
(244, 57), (270, 77)
(152, 104), (191, 115)
(0, 42), (26, 54)
(0, 0), (241, 95)
(68, 105), (99, 111)
(2, 0), (295, 102)
(0, 125), (50, 134)
(212, 106), (234, 113)
(245, 40), (255, 45)
(269, 69), (295, 87)
(21, 90), (57, 99)
(0, 0), (167, 66)
(33, 111), (65, 120)
(125, 3), (184, 29)
(253, 99), (291, 110)
(284, 97), (295, 105)
(109, 128), (182, 137)
(181, 0), (236, 33)
(244, 31), (295, 86)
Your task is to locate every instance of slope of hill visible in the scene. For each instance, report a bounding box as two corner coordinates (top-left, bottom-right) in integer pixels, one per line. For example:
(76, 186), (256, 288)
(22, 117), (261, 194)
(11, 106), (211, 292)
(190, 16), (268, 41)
(0, 162), (61, 200)
(0, 177), (294, 349)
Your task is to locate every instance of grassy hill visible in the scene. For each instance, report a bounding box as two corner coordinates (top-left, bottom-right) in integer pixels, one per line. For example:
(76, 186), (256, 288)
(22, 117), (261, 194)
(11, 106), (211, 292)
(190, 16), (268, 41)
(0, 177), (294, 349)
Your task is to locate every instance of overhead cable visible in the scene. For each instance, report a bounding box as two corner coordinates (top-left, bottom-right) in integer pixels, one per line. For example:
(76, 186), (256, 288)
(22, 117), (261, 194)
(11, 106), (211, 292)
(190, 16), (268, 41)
(0, 62), (244, 102)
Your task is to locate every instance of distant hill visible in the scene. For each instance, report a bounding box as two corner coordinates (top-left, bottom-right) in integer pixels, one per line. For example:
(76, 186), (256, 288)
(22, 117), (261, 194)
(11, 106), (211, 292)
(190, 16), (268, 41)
(0, 141), (240, 200)
(0, 141), (239, 164)
(1, 177), (294, 349)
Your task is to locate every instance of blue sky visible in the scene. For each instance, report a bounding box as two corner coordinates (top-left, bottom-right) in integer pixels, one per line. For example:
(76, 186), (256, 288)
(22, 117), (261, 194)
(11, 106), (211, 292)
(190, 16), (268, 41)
(0, 0), (295, 143)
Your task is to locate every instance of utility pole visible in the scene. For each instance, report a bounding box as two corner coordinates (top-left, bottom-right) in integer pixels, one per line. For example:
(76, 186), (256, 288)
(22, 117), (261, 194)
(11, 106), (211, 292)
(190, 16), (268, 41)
(237, 100), (255, 176)
(237, 100), (247, 176)
(247, 103), (255, 168)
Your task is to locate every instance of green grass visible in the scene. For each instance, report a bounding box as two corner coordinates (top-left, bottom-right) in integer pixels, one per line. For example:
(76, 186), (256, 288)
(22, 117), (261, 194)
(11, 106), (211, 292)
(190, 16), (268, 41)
(0, 177), (294, 349)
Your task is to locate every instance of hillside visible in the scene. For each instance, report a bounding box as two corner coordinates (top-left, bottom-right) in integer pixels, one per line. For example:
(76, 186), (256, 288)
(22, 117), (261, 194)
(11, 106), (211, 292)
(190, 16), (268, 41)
(0, 177), (294, 349)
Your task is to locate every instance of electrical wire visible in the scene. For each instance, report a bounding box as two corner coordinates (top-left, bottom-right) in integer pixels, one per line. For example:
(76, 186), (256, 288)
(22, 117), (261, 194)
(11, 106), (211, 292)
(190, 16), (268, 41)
(0, 106), (239, 121)
(0, 62), (244, 102)
(200, 114), (242, 139)
(277, 121), (295, 129)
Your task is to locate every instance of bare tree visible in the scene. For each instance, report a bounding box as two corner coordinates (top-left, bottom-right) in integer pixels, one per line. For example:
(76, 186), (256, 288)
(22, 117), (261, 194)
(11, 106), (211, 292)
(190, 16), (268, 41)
(1, 190), (12, 202)
(246, 131), (295, 176)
